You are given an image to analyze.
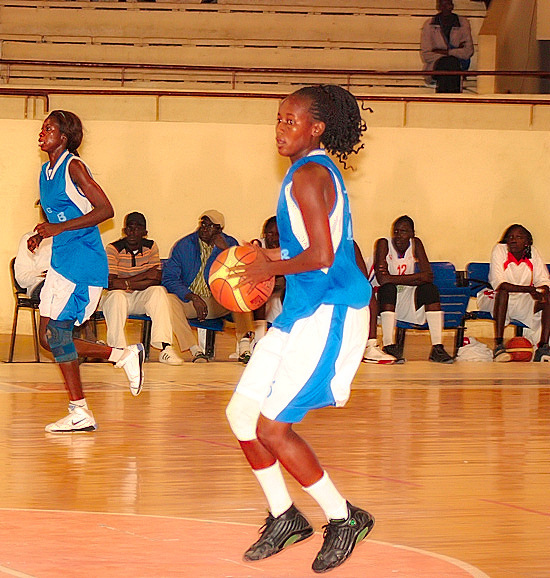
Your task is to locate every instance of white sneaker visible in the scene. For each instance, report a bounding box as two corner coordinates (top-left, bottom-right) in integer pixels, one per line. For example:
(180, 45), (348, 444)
(363, 343), (396, 365)
(159, 345), (183, 366)
(116, 343), (145, 396)
(45, 405), (97, 433)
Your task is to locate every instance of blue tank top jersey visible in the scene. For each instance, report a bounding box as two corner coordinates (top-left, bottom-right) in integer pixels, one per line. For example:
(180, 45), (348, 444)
(40, 150), (108, 287)
(273, 150), (371, 332)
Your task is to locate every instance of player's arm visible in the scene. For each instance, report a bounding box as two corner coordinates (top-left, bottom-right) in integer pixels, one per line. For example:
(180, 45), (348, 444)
(238, 164), (334, 284)
(35, 159), (114, 238)
(374, 237), (431, 286)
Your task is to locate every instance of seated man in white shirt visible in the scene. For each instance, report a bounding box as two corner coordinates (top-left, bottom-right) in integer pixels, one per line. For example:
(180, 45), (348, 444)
(15, 229), (53, 301)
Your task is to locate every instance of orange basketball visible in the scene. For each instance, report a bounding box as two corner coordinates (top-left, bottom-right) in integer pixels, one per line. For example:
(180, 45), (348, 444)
(505, 336), (534, 362)
(208, 246), (275, 313)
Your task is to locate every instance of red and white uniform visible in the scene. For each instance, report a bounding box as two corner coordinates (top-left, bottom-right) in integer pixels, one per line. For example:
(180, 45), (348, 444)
(373, 238), (426, 325)
(477, 243), (550, 344)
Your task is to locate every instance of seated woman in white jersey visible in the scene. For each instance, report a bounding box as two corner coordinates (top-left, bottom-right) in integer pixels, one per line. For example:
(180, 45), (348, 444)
(372, 215), (453, 363)
(477, 224), (550, 362)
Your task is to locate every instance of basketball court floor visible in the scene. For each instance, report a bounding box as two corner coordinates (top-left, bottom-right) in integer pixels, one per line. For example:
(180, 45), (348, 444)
(0, 331), (548, 577)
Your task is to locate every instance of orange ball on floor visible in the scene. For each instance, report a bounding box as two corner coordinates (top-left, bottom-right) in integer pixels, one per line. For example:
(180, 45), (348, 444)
(505, 336), (534, 362)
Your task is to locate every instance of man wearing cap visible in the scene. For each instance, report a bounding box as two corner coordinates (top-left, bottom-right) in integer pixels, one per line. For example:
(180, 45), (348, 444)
(163, 210), (254, 362)
(101, 212), (184, 365)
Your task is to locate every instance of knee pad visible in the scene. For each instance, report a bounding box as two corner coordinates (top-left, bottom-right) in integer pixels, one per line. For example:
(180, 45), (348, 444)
(226, 392), (261, 441)
(415, 283), (440, 308)
(378, 283), (397, 307)
(46, 319), (77, 363)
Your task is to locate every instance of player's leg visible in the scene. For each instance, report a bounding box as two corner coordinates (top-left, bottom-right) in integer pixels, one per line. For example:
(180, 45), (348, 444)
(534, 298), (550, 361)
(417, 283), (453, 363)
(363, 294), (395, 364)
(256, 416), (374, 573)
(133, 286), (182, 365)
(100, 289), (129, 348)
(167, 293), (206, 361)
(378, 283), (403, 361)
(41, 273), (145, 397)
(493, 287), (511, 360)
(226, 331), (314, 561)
(39, 315), (97, 433)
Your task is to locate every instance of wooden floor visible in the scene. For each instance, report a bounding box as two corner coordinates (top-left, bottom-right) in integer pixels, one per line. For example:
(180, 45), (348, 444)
(0, 332), (549, 577)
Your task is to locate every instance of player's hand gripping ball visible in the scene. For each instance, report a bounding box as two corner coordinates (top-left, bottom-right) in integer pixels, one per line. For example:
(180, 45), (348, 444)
(208, 246), (275, 313)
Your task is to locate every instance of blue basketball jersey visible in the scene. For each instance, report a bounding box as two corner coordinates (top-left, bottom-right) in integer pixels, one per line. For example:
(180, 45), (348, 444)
(273, 150), (371, 332)
(40, 150), (108, 287)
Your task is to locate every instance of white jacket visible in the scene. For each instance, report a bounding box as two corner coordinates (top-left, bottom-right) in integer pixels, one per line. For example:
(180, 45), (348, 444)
(420, 14), (474, 71)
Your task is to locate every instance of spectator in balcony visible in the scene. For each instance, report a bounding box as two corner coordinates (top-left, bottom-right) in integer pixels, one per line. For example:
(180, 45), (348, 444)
(420, 0), (474, 93)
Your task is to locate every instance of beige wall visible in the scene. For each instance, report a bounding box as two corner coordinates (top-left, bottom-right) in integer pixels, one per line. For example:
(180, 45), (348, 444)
(2, 93), (550, 334)
(478, 0), (541, 94)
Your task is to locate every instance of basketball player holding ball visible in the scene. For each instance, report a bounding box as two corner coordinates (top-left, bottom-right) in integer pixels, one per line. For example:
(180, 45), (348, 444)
(226, 85), (374, 573)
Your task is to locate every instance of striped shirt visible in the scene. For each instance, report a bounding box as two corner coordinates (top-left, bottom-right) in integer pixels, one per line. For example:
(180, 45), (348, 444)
(189, 238), (213, 298)
(106, 238), (161, 278)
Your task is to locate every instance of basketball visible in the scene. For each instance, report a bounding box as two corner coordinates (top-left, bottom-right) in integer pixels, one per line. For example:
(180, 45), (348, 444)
(208, 246), (275, 313)
(505, 336), (534, 362)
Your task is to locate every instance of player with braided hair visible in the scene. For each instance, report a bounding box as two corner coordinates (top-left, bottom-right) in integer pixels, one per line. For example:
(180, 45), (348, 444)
(226, 85), (374, 573)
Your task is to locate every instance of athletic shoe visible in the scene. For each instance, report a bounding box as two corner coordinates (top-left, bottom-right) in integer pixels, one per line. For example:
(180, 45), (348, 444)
(244, 504), (314, 562)
(534, 343), (550, 362)
(493, 343), (511, 362)
(312, 502), (375, 573)
(382, 344), (405, 364)
(159, 345), (183, 366)
(238, 350), (252, 365)
(192, 351), (209, 363)
(238, 332), (254, 365)
(363, 343), (396, 364)
(429, 344), (454, 364)
(45, 405), (97, 433)
(116, 343), (145, 396)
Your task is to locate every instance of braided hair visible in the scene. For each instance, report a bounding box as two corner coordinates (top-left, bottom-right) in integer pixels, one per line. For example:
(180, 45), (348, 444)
(499, 224), (533, 259)
(291, 85), (367, 166)
(47, 110), (83, 156)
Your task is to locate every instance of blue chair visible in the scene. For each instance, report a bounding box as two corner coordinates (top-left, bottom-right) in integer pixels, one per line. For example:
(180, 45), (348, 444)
(465, 262), (527, 335)
(395, 262), (470, 357)
(188, 317), (226, 359)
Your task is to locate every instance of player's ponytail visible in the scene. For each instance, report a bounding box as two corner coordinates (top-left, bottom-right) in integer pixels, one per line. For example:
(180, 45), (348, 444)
(292, 85), (367, 166)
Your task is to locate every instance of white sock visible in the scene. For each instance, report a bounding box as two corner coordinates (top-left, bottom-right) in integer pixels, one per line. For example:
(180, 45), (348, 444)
(366, 338), (377, 348)
(70, 398), (88, 410)
(253, 462), (293, 517)
(108, 348), (124, 363)
(426, 310), (444, 345)
(303, 471), (348, 521)
(380, 311), (396, 346)
(190, 344), (203, 356)
(254, 320), (267, 342)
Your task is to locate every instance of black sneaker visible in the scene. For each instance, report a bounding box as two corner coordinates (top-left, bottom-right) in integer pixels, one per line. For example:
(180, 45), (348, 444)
(244, 504), (314, 561)
(429, 344), (454, 364)
(312, 502), (375, 573)
(382, 344), (405, 364)
(534, 343), (550, 362)
(493, 343), (511, 362)
(238, 350), (251, 365)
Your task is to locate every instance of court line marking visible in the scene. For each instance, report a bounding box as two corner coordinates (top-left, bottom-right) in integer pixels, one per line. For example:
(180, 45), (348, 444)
(0, 507), (489, 577)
